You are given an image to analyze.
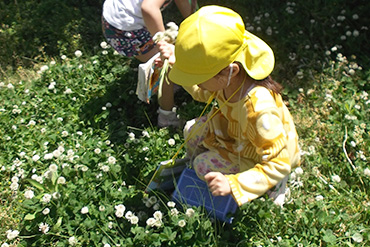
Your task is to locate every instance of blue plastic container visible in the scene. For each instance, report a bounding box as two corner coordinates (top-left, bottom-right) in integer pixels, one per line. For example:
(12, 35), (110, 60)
(172, 168), (238, 223)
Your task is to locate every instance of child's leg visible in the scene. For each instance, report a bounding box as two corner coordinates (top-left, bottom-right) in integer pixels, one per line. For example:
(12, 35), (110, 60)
(183, 116), (209, 159)
(193, 151), (240, 180)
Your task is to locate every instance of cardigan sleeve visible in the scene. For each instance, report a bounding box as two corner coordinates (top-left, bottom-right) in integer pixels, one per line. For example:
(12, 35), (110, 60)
(225, 88), (292, 206)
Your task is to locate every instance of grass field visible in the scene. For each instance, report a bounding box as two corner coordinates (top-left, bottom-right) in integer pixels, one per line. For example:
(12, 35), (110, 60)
(0, 0), (369, 246)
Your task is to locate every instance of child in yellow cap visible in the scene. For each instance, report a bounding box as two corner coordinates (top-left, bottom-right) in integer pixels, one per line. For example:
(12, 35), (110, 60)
(157, 5), (301, 206)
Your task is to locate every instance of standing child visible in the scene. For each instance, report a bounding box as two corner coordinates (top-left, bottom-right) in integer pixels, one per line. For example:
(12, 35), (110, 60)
(102, 0), (196, 127)
(158, 6), (301, 206)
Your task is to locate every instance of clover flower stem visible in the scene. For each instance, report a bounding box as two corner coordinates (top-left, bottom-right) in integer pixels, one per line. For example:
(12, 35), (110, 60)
(93, 217), (117, 245)
(342, 127), (365, 191)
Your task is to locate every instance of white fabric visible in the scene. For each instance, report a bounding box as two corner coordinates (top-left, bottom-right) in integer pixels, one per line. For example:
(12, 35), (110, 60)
(103, 0), (146, 31)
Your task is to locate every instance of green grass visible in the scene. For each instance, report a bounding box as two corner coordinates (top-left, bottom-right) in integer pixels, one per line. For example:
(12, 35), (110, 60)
(0, 0), (369, 246)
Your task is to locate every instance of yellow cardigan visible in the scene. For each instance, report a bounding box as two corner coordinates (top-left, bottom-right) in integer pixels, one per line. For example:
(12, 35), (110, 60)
(184, 85), (301, 206)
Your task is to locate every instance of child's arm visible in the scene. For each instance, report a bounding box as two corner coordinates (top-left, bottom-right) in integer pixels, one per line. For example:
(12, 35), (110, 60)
(141, 0), (167, 36)
(174, 0), (193, 18)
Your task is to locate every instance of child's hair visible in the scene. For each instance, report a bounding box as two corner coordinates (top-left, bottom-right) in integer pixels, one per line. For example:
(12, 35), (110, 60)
(255, 76), (283, 95)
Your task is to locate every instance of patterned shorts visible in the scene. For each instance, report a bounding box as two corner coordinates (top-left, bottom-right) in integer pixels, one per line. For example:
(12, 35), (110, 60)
(102, 16), (155, 57)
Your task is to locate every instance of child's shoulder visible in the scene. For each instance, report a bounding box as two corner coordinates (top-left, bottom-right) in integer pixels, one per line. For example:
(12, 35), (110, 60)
(248, 86), (278, 112)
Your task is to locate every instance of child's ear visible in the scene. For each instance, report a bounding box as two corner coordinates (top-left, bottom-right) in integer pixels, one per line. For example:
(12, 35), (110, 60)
(230, 63), (240, 78)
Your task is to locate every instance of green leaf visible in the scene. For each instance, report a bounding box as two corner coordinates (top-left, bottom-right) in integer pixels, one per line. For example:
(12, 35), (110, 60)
(52, 217), (63, 231)
(323, 229), (337, 243)
(24, 213), (36, 221)
(25, 178), (45, 192)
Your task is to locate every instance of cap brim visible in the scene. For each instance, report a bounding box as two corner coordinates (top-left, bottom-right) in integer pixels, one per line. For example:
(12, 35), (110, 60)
(169, 64), (217, 87)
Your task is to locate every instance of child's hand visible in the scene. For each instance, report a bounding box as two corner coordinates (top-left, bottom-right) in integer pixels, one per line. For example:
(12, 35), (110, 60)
(204, 172), (231, 196)
(155, 41), (176, 67)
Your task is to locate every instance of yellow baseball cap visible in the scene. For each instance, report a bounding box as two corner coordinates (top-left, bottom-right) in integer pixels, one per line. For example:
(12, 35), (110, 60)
(169, 5), (275, 86)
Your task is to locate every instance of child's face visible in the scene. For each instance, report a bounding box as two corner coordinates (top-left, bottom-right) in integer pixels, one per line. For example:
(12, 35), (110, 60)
(198, 76), (225, 92)
(198, 70), (229, 92)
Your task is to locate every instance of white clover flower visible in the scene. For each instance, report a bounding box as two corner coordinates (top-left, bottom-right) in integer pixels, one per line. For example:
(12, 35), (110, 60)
(101, 165), (110, 172)
(315, 195), (324, 201)
(42, 208), (50, 215)
(170, 208), (179, 216)
(168, 138), (175, 146)
(6, 230), (19, 240)
(61, 131), (69, 137)
(148, 196), (157, 205)
(52, 192), (61, 199)
(2, 242), (10, 247)
(40, 65), (49, 73)
(185, 208), (195, 217)
(11, 176), (19, 183)
(352, 233), (363, 243)
(353, 30), (359, 37)
(39, 222), (50, 234)
(364, 168), (370, 177)
(10, 182), (19, 191)
(146, 217), (156, 227)
(7, 83), (15, 89)
(100, 41), (109, 49)
(94, 148), (101, 154)
(142, 130), (150, 138)
(81, 206), (89, 214)
(43, 153), (53, 160)
(28, 120), (36, 126)
(69, 236), (78, 246)
(102, 50), (108, 55)
(108, 156), (116, 165)
(352, 14), (359, 20)
(178, 219), (186, 228)
(128, 132), (135, 140)
(130, 215), (139, 224)
(153, 202), (161, 210)
(125, 211), (133, 219)
(42, 194), (52, 203)
(24, 189), (35, 199)
(294, 167), (304, 175)
(74, 50), (82, 58)
(153, 211), (163, 220)
(115, 204), (126, 218)
(49, 164), (58, 172)
(142, 147), (149, 152)
(167, 201), (176, 208)
(64, 88), (73, 94)
(331, 175), (341, 183)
